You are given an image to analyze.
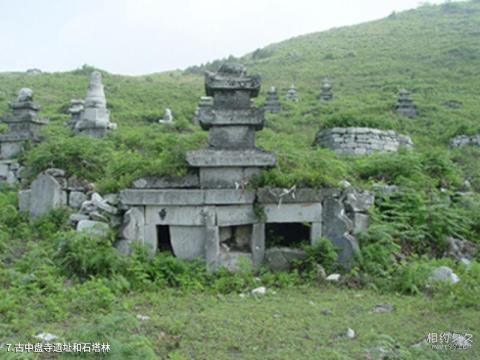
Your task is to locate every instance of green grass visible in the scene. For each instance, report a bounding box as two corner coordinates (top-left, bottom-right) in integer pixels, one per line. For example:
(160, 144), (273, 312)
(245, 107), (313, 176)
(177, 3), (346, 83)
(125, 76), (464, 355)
(1, 286), (478, 359)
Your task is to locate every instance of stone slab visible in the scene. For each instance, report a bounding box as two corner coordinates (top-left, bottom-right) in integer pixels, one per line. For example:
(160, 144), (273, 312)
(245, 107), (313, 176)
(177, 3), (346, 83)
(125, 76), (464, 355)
(145, 205), (212, 226)
(263, 203), (322, 223)
(186, 149), (276, 167)
(29, 174), (67, 218)
(216, 205), (257, 226)
(132, 173), (199, 189)
(170, 226), (206, 260)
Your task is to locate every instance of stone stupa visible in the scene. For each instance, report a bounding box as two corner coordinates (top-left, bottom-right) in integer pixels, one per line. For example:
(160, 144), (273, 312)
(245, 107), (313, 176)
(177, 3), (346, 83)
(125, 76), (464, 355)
(193, 96), (213, 125)
(186, 63), (276, 189)
(65, 99), (84, 130)
(74, 71), (116, 137)
(0, 88), (48, 159)
(395, 89), (417, 117)
(285, 84), (298, 102)
(319, 78), (333, 101)
(264, 86), (282, 113)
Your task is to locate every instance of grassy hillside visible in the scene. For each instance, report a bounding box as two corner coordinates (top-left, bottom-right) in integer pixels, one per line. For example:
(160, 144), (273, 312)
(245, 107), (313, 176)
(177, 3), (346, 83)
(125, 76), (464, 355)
(1, 1), (480, 358)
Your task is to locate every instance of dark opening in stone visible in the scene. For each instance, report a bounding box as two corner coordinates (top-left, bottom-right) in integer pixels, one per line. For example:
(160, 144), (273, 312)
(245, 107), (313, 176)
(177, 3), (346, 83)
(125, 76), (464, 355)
(219, 225), (252, 252)
(157, 225), (173, 253)
(266, 223), (311, 248)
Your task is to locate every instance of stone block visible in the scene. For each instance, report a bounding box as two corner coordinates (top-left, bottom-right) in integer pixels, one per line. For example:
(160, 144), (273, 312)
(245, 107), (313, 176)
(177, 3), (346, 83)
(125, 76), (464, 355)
(69, 191), (87, 209)
(132, 173), (199, 189)
(170, 226), (206, 259)
(77, 220), (110, 238)
(186, 149), (276, 167)
(120, 189), (205, 206)
(265, 247), (307, 271)
(18, 189), (31, 212)
(120, 207), (145, 242)
(263, 203), (322, 223)
(145, 205), (210, 226)
(29, 174), (67, 218)
(216, 205), (257, 226)
(199, 167), (261, 189)
(208, 126), (255, 148)
(251, 223), (265, 269)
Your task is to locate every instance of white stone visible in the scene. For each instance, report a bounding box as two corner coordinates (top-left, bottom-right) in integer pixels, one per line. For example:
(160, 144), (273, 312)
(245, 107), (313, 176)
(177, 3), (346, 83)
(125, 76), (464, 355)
(326, 274), (341, 282)
(136, 315), (150, 321)
(429, 266), (460, 284)
(346, 328), (355, 339)
(35, 332), (58, 342)
(120, 207), (145, 242)
(251, 286), (266, 295)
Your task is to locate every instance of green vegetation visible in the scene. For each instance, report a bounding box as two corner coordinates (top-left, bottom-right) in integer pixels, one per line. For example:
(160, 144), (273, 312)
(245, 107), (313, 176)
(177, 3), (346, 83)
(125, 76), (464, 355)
(1, 1), (480, 358)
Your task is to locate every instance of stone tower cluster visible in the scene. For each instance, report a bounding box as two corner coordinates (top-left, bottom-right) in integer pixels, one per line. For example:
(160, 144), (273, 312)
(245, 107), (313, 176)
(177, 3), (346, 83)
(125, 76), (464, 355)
(73, 71), (117, 137)
(264, 86), (282, 113)
(0, 88), (48, 159)
(319, 78), (333, 101)
(285, 84), (298, 102)
(186, 63), (276, 189)
(395, 88), (417, 117)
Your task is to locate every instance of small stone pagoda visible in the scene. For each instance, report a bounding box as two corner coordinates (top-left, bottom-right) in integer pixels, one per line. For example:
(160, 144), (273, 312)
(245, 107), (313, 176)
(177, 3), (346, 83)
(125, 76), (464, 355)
(0, 88), (48, 159)
(395, 88), (417, 117)
(193, 96), (213, 124)
(285, 84), (298, 102)
(65, 99), (84, 130)
(264, 86), (282, 113)
(319, 78), (333, 101)
(74, 71), (116, 137)
(159, 108), (173, 124)
(186, 63), (276, 189)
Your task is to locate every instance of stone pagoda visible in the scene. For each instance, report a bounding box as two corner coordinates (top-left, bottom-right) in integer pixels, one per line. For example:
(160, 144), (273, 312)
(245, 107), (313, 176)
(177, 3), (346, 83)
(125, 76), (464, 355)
(193, 96), (213, 125)
(395, 88), (417, 117)
(74, 71), (116, 137)
(0, 88), (48, 159)
(264, 86), (282, 113)
(186, 63), (276, 189)
(319, 78), (333, 101)
(285, 84), (298, 102)
(65, 99), (84, 130)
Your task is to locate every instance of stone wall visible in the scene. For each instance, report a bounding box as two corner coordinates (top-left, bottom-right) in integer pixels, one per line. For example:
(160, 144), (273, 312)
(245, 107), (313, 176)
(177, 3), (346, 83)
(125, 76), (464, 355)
(450, 134), (480, 148)
(315, 127), (413, 155)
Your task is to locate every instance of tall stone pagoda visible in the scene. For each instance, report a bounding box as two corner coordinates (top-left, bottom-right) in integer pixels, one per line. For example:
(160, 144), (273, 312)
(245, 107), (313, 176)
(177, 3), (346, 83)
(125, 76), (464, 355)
(74, 71), (116, 137)
(395, 89), (417, 117)
(319, 78), (333, 101)
(285, 84), (298, 102)
(186, 63), (276, 189)
(0, 88), (48, 159)
(264, 86), (282, 113)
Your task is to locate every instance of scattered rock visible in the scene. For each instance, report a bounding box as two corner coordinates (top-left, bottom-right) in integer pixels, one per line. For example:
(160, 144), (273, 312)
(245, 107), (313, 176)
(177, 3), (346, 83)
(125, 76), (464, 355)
(35, 333), (58, 342)
(251, 286), (266, 295)
(429, 266), (460, 284)
(326, 273), (341, 282)
(68, 213), (89, 225)
(371, 304), (394, 313)
(346, 328), (356, 339)
(136, 315), (150, 321)
(69, 191), (88, 209)
(321, 309), (333, 316)
(91, 192), (118, 214)
(444, 236), (477, 261)
(45, 168), (65, 177)
(265, 247), (307, 271)
(315, 264), (326, 281)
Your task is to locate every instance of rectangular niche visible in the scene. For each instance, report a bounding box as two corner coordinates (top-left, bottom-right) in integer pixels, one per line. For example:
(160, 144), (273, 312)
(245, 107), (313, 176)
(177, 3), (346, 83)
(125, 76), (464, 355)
(265, 222), (311, 248)
(157, 225), (173, 254)
(219, 225), (252, 253)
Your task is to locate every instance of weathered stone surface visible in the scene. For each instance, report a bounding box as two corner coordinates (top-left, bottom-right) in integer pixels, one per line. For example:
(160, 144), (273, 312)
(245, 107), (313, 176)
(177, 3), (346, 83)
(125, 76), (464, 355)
(198, 108), (264, 129)
(315, 127), (413, 155)
(216, 205), (257, 226)
(263, 203), (322, 223)
(170, 226), (205, 259)
(251, 223), (265, 268)
(159, 108), (173, 124)
(322, 197), (357, 267)
(69, 213), (89, 225)
(29, 174), (67, 218)
(18, 189), (31, 212)
(450, 134), (480, 148)
(199, 167), (262, 189)
(91, 192), (118, 214)
(265, 247), (307, 271)
(132, 173), (199, 189)
(208, 126), (255, 148)
(444, 236), (477, 260)
(187, 149), (276, 167)
(343, 188), (375, 213)
(76, 220), (110, 237)
(429, 266), (460, 284)
(145, 205), (209, 226)
(69, 191), (87, 209)
(204, 211), (220, 273)
(120, 207), (145, 242)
